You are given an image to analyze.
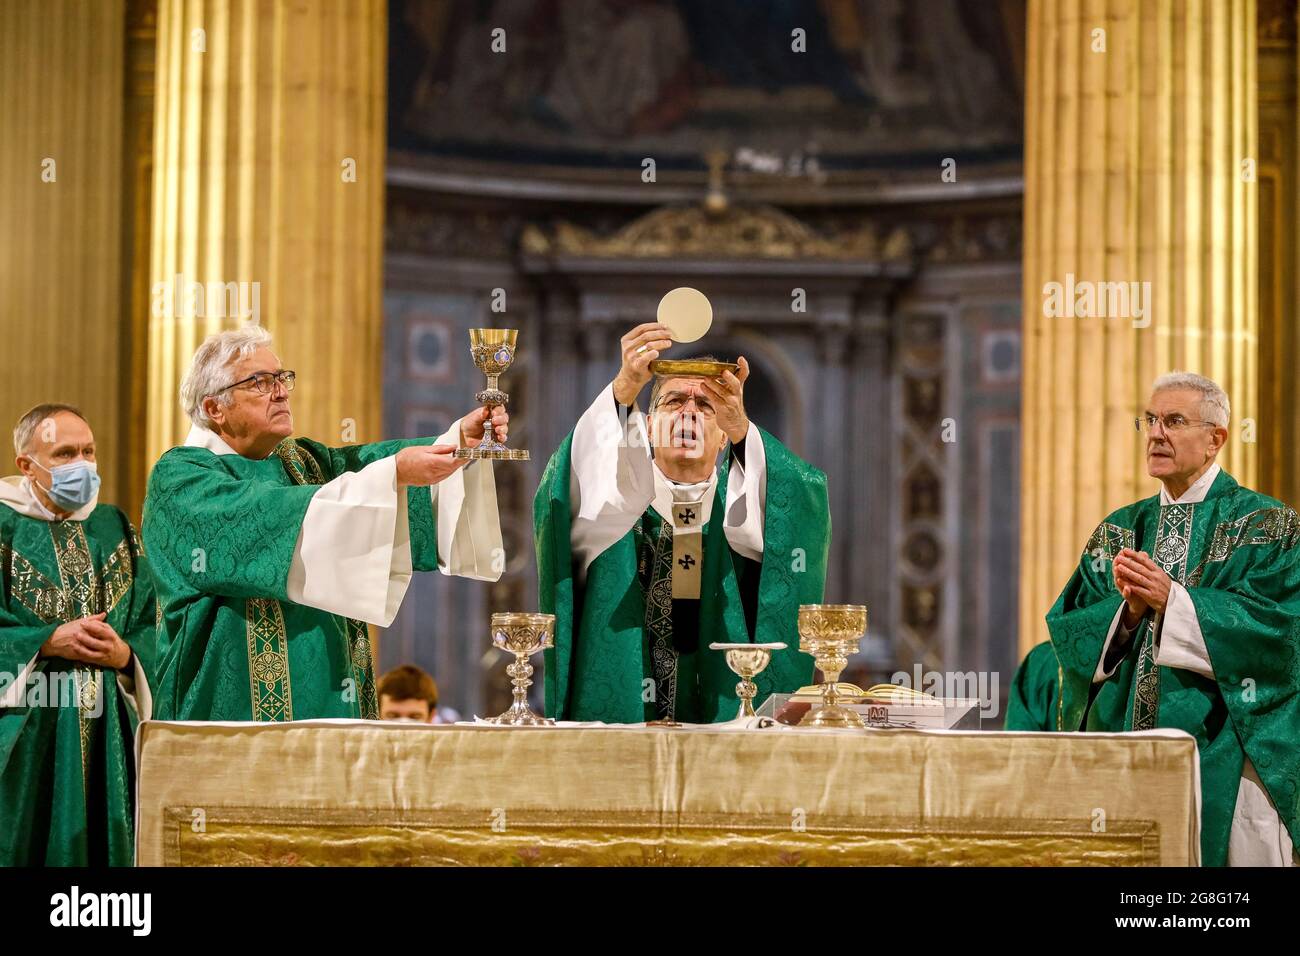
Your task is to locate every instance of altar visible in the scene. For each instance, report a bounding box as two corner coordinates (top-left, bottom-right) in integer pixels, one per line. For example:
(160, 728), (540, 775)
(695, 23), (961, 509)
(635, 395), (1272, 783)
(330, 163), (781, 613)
(134, 721), (1201, 866)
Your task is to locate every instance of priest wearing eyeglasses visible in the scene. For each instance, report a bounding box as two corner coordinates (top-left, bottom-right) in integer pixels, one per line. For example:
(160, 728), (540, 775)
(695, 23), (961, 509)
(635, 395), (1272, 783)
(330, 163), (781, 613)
(534, 323), (830, 724)
(1043, 371), (1299, 866)
(142, 326), (506, 722)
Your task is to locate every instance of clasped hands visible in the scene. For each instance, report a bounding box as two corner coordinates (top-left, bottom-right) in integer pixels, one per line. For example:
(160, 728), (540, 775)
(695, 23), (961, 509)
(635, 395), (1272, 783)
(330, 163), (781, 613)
(1112, 548), (1172, 626)
(39, 613), (132, 671)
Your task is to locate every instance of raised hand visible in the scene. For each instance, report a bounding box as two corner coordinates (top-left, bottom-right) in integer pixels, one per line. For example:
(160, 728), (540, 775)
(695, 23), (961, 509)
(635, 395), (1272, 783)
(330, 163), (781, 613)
(613, 323), (673, 406)
(697, 355), (752, 443)
(460, 405), (508, 447)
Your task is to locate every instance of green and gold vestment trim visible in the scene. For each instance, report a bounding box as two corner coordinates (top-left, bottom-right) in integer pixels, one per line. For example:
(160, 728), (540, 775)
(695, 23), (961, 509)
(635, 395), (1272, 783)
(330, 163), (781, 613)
(345, 618), (376, 719)
(1187, 504), (1300, 586)
(1131, 504), (1194, 731)
(2, 519), (139, 792)
(1084, 522), (1134, 561)
(1078, 496), (1299, 732)
(246, 597), (293, 721)
(47, 521), (104, 794)
(241, 438), (377, 721)
(638, 511), (678, 721)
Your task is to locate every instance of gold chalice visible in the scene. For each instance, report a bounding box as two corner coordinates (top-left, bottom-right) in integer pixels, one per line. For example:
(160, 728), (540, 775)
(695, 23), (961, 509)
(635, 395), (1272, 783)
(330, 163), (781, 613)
(488, 612), (554, 725)
(709, 642), (787, 719)
(454, 328), (529, 461)
(797, 604), (869, 729)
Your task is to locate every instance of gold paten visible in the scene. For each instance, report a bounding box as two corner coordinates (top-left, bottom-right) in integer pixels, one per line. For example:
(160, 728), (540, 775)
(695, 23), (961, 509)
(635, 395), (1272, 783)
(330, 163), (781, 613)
(648, 359), (739, 379)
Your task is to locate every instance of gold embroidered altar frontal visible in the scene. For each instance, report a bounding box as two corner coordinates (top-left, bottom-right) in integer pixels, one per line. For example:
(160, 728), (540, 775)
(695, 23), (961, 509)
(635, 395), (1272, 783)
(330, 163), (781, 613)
(134, 721), (1201, 866)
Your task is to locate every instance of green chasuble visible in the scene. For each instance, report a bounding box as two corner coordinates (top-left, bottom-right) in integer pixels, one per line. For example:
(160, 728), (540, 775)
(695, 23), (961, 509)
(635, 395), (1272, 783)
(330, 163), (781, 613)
(1047, 469), (1300, 866)
(143, 436), (438, 722)
(1004, 640), (1061, 732)
(535, 426), (829, 723)
(0, 503), (157, 866)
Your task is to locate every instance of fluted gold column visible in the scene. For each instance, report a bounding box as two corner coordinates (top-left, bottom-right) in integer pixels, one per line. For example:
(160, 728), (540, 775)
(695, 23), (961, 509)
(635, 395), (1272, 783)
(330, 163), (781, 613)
(147, 0), (387, 459)
(1020, 0), (1258, 654)
(0, 0), (128, 501)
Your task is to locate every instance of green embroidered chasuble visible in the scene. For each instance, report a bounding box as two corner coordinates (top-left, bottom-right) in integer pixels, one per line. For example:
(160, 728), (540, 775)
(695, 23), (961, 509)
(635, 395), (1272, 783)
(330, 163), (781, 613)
(1047, 469), (1300, 866)
(1004, 640), (1061, 732)
(535, 426), (829, 723)
(0, 505), (157, 866)
(143, 437), (438, 722)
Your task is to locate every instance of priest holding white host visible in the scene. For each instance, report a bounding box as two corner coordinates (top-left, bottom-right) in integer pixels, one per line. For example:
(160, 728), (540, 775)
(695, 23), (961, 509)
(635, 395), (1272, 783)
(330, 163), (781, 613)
(142, 325), (506, 722)
(534, 322), (831, 724)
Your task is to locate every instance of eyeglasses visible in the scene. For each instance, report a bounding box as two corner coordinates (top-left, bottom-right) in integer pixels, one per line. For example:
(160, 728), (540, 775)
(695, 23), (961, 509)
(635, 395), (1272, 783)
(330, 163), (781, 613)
(655, 393), (716, 418)
(214, 370), (296, 397)
(1135, 413), (1217, 434)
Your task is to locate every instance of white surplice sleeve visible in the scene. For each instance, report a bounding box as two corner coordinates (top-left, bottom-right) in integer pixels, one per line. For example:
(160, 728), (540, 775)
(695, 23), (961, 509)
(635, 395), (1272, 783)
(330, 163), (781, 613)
(431, 419), (504, 584)
(1, 653), (153, 720)
(0, 654), (38, 707)
(286, 455), (411, 627)
(0, 511), (151, 708)
(723, 421), (766, 562)
(286, 418), (502, 627)
(1153, 582), (1215, 679)
(1093, 603), (1135, 683)
(569, 382), (655, 578)
(1091, 582), (1214, 684)
(115, 653), (153, 721)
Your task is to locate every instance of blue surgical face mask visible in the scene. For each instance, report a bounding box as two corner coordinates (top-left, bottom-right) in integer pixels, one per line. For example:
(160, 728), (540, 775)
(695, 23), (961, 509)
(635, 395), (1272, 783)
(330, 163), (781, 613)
(29, 457), (100, 511)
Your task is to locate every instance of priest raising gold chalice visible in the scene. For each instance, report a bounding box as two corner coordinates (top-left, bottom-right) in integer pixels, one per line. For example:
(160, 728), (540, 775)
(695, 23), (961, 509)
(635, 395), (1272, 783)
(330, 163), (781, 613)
(534, 288), (833, 724)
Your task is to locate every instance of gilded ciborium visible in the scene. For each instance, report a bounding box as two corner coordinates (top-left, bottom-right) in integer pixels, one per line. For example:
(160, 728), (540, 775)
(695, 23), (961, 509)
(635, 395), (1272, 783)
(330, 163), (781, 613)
(797, 604), (868, 729)
(488, 612), (554, 726)
(454, 328), (529, 461)
(709, 642), (786, 719)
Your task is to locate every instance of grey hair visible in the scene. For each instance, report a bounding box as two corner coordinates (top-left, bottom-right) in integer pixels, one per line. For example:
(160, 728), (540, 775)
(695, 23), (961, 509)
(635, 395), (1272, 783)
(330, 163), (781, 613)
(1151, 370), (1230, 427)
(13, 403), (87, 455)
(180, 325), (274, 428)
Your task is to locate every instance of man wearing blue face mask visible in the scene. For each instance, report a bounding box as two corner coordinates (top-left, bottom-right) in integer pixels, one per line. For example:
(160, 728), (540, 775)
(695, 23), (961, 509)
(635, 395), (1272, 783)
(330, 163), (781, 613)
(0, 403), (157, 865)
